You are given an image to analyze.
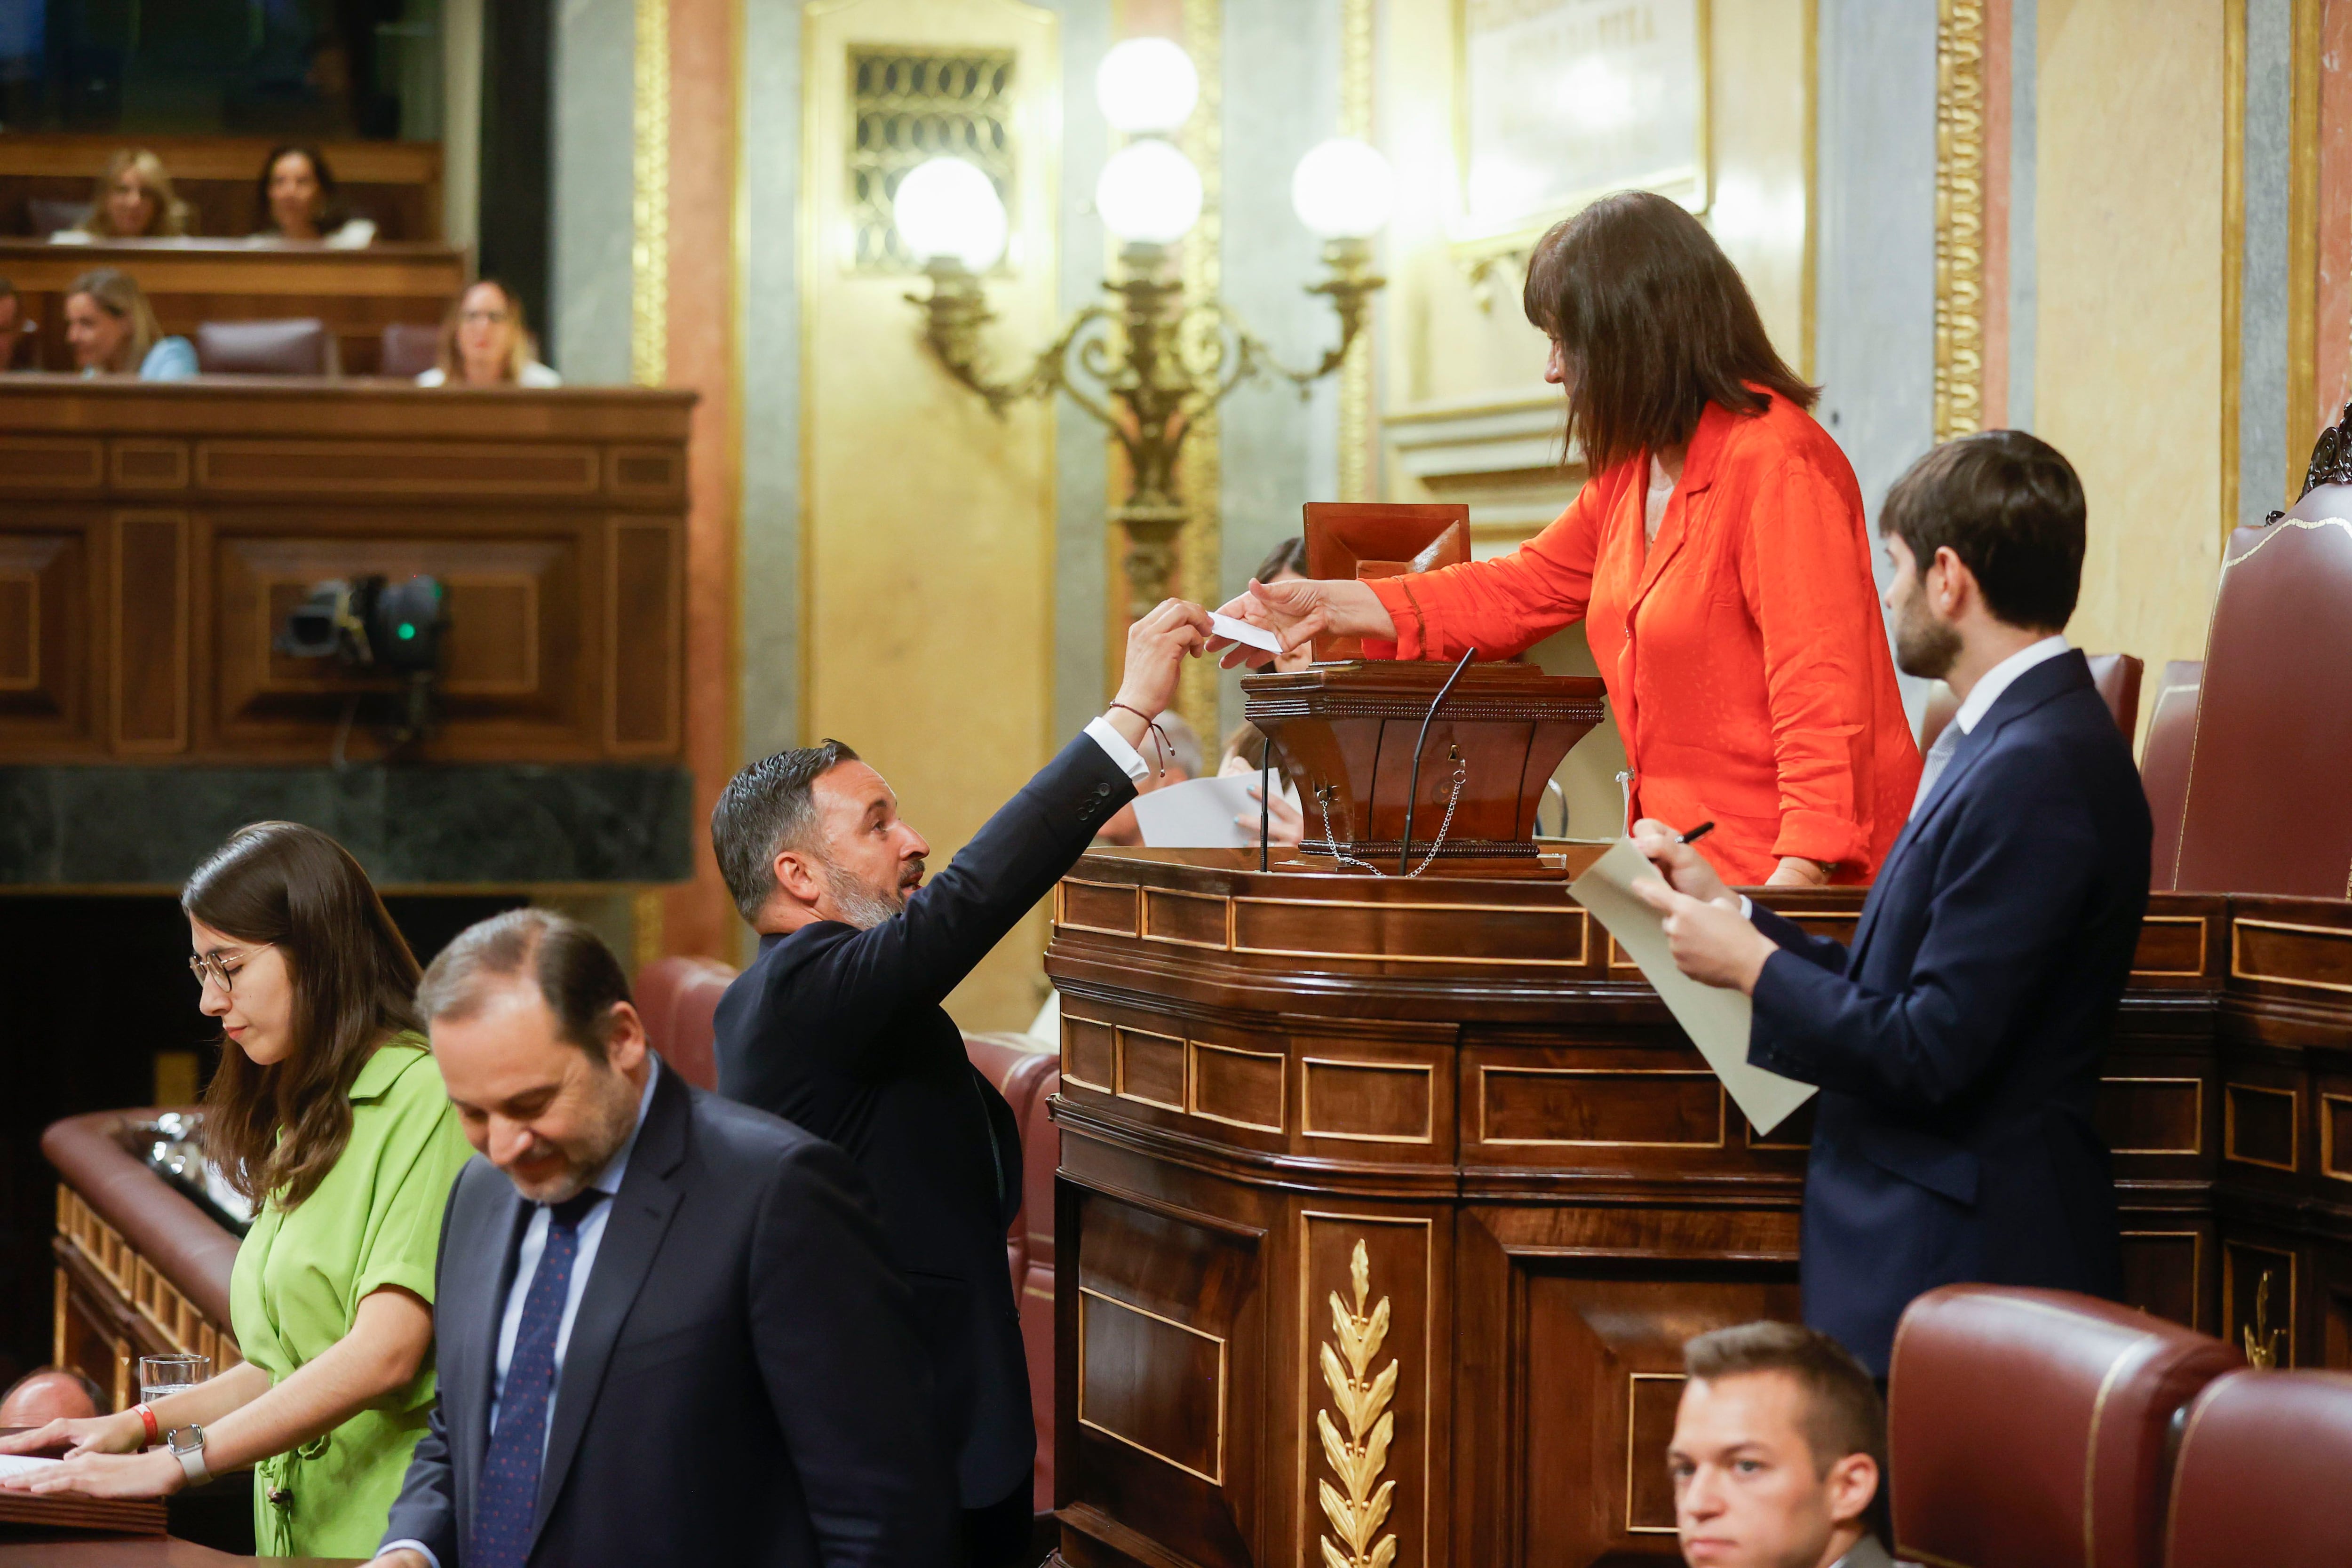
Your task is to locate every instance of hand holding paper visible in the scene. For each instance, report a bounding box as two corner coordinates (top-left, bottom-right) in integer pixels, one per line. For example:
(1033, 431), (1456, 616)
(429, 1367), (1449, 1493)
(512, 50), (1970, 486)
(1208, 612), (1282, 653)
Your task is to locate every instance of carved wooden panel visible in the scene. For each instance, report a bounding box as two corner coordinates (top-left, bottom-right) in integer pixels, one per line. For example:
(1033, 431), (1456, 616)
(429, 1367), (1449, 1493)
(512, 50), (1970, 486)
(606, 518), (680, 753)
(111, 513), (186, 753)
(1302, 1054), (1439, 1146)
(195, 441), (601, 497)
(110, 442), (189, 491)
(1061, 1013), (1115, 1094)
(2119, 1227), (2205, 1331)
(2224, 1081), (2300, 1171)
(0, 436), (101, 489)
(2098, 1076), (2205, 1156)
(1479, 1066), (1724, 1150)
(1115, 1027), (1188, 1114)
(0, 527), (89, 742)
(2232, 916), (2352, 994)
(2223, 1238), (2299, 1368)
(1297, 1214), (1438, 1568)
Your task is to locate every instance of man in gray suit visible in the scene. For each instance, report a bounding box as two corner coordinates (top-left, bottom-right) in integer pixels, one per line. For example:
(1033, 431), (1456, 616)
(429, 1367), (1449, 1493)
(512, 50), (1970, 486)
(1669, 1322), (1891, 1568)
(370, 909), (954, 1568)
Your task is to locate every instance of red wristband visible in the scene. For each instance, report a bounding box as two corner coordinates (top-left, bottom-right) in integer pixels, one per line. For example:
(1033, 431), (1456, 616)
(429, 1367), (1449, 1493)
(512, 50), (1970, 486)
(133, 1402), (160, 1445)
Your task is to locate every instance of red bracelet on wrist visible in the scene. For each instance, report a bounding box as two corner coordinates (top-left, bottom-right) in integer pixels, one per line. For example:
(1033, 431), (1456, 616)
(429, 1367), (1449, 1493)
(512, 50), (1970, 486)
(133, 1402), (160, 1445)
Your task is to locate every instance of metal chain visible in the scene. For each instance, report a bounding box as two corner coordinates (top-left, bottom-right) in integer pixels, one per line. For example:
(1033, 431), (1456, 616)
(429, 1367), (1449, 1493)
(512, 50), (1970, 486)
(1312, 757), (1469, 879)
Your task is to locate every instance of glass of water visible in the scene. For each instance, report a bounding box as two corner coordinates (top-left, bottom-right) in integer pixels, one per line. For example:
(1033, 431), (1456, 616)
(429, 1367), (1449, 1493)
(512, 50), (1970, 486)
(138, 1353), (210, 1412)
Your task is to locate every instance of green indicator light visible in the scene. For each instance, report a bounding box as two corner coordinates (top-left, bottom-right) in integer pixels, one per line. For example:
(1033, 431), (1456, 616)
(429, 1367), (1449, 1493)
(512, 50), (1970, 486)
(397, 624), (416, 640)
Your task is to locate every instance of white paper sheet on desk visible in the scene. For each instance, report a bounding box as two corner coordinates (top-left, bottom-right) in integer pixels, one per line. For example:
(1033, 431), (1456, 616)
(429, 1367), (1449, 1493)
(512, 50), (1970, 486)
(1134, 775), (1259, 849)
(1568, 837), (1818, 1137)
(1208, 612), (1283, 653)
(0, 1455), (63, 1481)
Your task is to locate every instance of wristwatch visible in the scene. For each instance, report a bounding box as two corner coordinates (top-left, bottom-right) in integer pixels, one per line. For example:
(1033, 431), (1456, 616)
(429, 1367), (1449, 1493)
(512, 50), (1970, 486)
(167, 1424), (210, 1488)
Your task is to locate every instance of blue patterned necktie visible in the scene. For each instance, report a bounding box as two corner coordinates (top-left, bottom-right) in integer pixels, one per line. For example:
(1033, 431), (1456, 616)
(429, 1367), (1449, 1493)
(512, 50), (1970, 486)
(470, 1188), (603, 1568)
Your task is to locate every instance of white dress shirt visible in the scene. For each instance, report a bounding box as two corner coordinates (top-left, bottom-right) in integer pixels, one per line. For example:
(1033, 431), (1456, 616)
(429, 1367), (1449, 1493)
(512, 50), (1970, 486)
(381, 1059), (659, 1568)
(1912, 634), (2072, 812)
(1083, 714), (1152, 782)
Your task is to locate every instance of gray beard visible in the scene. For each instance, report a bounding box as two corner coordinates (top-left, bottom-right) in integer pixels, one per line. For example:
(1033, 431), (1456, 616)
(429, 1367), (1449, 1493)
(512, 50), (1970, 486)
(823, 860), (910, 931)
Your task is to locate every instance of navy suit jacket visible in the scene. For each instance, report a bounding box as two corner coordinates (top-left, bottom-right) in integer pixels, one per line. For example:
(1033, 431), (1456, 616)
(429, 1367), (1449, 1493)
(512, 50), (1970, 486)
(379, 1060), (955, 1567)
(1747, 650), (2148, 1372)
(715, 731), (1136, 1505)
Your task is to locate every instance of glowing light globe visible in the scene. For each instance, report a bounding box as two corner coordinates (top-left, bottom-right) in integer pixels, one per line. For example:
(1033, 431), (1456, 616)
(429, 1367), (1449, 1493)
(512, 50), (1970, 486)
(1290, 137), (1397, 240)
(1096, 140), (1203, 246)
(1096, 38), (1200, 134)
(892, 157), (1009, 270)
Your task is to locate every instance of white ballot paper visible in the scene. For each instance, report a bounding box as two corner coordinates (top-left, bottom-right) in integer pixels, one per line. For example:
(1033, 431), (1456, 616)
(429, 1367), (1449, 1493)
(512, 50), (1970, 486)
(0, 1454), (63, 1481)
(1568, 837), (1818, 1137)
(1134, 775), (1260, 849)
(1209, 612), (1283, 654)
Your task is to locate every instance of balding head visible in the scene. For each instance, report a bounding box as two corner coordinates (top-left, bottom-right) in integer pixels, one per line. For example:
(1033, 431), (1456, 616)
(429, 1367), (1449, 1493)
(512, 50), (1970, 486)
(0, 1367), (104, 1425)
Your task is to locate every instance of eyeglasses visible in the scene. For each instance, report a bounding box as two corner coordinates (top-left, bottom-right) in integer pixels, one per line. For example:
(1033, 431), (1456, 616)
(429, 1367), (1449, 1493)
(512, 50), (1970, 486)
(189, 943), (271, 992)
(460, 309), (511, 326)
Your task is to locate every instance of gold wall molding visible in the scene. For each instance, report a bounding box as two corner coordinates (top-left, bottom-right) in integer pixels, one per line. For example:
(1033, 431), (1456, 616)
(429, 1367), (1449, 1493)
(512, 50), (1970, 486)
(2287, 0), (2322, 506)
(1338, 0), (1375, 501)
(1316, 1239), (1399, 1568)
(633, 0), (672, 386)
(1932, 0), (1988, 443)
(1175, 0), (1224, 728)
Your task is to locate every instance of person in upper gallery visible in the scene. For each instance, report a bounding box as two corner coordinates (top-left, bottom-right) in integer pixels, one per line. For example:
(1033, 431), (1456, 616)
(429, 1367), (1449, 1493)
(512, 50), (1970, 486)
(0, 1368), (105, 1427)
(416, 279), (562, 389)
(251, 144), (376, 247)
(708, 597), (1213, 1568)
(57, 148), (195, 239)
(64, 268), (196, 380)
(0, 822), (475, 1558)
(368, 910), (953, 1568)
(1669, 1321), (1891, 1568)
(1211, 190), (1920, 888)
(1629, 430), (2144, 1375)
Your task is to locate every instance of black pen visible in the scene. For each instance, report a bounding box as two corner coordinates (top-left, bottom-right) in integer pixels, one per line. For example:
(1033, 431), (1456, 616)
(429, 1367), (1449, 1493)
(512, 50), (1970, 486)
(1677, 820), (1716, 846)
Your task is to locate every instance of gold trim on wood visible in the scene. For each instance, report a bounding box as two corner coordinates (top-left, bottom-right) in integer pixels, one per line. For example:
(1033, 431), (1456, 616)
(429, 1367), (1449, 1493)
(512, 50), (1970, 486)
(2320, 1092), (2352, 1183)
(1932, 0), (1988, 442)
(1057, 1008), (1114, 1095)
(2229, 915), (2352, 993)
(2223, 1243), (2297, 1369)
(632, 0), (672, 387)
(1301, 1057), (1437, 1145)
(1074, 1285), (1228, 1485)
(1140, 887), (1235, 950)
(1054, 878), (1142, 938)
(1316, 1239), (1400, 1568)
(2120, 1229), (2205, 1330)
(1113, 1026), (1189, 1113)
(1475, 1065), (1726, 1149)
(1624, 1372), (1686, 1534)
(2130, 914), (2212, 979)
(2100, 1075), (2206, 1156)
(1187, 1038), (1287, 1133)
(2223, 1082), (2300, 1171)
(1231, 895), (1590, 967)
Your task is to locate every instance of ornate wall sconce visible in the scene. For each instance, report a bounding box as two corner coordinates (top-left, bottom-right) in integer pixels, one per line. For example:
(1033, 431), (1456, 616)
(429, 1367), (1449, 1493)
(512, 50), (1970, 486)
(895, 37), (1395, 622)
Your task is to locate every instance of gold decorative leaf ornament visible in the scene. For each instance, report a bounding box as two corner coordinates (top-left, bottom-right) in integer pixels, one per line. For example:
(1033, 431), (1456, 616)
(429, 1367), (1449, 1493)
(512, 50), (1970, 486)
(1317, 1240), (1399, 1568)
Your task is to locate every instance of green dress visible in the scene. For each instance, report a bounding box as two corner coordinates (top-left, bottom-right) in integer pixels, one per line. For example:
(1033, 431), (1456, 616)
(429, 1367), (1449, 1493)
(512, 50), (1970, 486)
(228, 1035), (473, 1557)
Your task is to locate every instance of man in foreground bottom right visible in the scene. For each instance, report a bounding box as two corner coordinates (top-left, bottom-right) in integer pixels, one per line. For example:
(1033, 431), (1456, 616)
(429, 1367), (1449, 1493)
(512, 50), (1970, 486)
(1671, 1321), (1889, 1568)
(1634, 430), (2148, 1375)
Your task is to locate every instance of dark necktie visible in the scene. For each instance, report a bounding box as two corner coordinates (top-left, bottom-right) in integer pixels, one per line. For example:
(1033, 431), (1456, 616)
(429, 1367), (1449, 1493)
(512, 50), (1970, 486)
(469, 1188), (603, 1568)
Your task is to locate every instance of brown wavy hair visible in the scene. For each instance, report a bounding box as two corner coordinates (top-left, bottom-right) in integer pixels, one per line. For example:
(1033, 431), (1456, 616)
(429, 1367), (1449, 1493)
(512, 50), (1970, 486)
(79, 148), (193, 239)
(1523, 190), (1816, 474)
(184, 823), (423, 1209)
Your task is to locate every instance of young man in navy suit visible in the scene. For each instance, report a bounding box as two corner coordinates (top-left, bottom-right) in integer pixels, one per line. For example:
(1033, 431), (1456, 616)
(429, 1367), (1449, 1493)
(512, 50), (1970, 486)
(1632, 430), (2146, 1374)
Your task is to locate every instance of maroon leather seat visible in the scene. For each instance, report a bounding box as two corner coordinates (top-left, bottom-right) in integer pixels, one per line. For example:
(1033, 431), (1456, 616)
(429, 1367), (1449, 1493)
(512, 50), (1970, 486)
(1888, 1285), (2241, 1568)
(2141, 660), (2202, 889)
(1915, 653), (2142, 754)
(2174, 487), (2352, 893)
(631, 954), (737, 1091)
(195, 318), (340, 376)
(2165, 1369), (2352, 1567)
(379, 320), (441, 379)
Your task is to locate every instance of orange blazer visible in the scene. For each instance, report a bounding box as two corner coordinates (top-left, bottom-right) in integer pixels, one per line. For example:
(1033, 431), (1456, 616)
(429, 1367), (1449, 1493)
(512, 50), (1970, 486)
(1365, 392), (1920, 885)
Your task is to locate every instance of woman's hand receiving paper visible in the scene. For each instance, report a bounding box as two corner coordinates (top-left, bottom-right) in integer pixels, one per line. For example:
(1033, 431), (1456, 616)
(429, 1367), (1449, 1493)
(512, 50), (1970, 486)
(1208, 578), (1395, 670)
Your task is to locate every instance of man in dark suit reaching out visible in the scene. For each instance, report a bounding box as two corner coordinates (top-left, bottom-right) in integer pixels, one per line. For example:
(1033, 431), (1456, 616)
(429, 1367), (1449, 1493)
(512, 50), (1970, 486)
(709, 597), (1213, 1567)
(370, 910), (953, 1568)
(1631, 430), (2146, 1374)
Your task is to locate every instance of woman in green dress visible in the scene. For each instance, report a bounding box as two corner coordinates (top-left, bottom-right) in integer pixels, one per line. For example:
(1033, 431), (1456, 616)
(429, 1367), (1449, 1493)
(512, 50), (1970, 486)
(0, 822), (474, 1556)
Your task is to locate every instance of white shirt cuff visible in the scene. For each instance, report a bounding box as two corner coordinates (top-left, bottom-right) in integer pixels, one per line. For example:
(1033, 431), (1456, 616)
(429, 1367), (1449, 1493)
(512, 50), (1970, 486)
(379, 1541), (441, 1568)
(1739, 895), (1754, 921)
(1084, 716), (1151, 783)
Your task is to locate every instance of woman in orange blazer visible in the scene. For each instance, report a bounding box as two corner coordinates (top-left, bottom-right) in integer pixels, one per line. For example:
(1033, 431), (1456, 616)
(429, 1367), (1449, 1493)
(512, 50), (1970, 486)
(1222, 191), (1919, 886)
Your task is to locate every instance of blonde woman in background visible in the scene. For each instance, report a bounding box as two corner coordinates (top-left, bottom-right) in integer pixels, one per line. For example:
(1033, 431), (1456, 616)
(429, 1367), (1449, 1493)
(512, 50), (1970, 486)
(416, 278), (561, 387)
(58, 149), (194, 240)
(64, 268), (195, 380)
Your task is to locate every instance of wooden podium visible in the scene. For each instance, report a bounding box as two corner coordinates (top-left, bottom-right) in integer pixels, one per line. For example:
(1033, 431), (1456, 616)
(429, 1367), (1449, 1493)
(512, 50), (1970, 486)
(1043, 854), (2352, 1568)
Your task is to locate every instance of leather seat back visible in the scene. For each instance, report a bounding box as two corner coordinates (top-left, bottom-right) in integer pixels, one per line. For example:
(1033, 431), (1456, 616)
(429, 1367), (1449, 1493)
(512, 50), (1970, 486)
(634, 955), (737, 1091)
(2165, 1369), (2352, 1568)
(2142, 660), (2202, 889)
(379, 320), (440, 378)
(195, 318), (339, 375)
(2175, 494), (2352, 892)
(1889, 1285), (2241, 1568)
(2086, 653), (2144, 746)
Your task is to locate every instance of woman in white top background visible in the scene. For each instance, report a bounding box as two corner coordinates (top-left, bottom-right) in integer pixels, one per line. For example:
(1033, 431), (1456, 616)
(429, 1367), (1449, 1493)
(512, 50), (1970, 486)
(415, 279), (561, 388)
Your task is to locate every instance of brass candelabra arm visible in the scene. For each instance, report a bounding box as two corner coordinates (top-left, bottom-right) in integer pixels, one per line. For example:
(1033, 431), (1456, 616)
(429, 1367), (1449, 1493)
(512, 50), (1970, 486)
(906, 259), (1078, 418)
(1230, 239), (1387, 394)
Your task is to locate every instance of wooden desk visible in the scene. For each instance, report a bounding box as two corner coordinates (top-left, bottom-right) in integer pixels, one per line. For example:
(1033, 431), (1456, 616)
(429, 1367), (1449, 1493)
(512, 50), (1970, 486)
(0, 133), (442, 246)
(0, 378), (692, 767)
(0, 241), (466, 375)
(1042, 851), (2352, 1568)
